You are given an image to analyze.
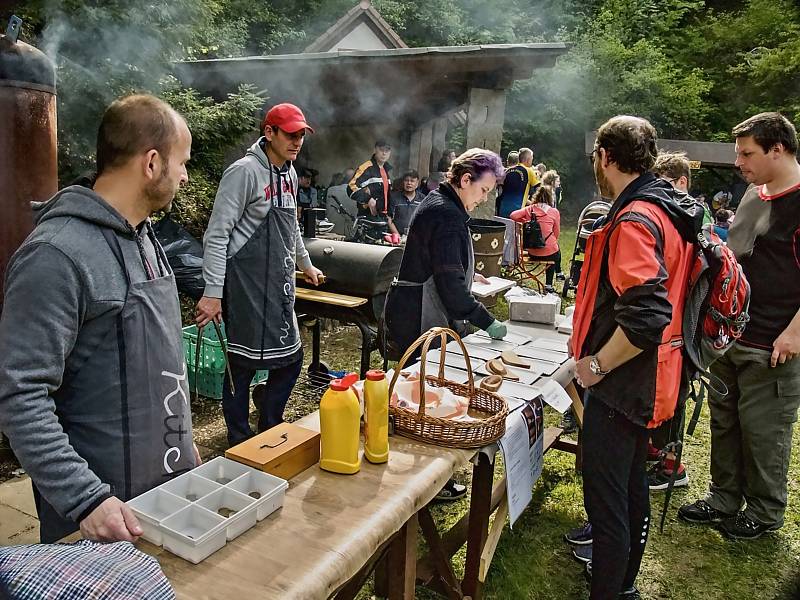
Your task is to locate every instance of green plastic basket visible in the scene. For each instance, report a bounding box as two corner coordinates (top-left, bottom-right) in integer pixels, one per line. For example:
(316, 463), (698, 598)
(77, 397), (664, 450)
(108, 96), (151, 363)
(183, 323), (268, 400)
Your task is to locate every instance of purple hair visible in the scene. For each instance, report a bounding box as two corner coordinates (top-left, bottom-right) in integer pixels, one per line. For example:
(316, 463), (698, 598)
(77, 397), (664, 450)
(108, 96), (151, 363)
(447, 148), (505, 186)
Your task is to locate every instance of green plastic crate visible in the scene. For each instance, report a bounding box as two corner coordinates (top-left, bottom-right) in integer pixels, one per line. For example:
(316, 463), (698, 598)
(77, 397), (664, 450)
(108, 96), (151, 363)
(183, 324), (268, 400)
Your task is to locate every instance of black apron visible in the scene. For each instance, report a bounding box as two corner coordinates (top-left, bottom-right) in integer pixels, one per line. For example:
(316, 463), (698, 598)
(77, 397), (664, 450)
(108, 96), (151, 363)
(224, 166), (301, 369)
(36, 226), (195, 542)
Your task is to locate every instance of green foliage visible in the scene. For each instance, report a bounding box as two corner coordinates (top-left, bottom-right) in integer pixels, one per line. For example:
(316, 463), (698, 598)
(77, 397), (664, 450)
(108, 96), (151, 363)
(162, 84), (263, 237)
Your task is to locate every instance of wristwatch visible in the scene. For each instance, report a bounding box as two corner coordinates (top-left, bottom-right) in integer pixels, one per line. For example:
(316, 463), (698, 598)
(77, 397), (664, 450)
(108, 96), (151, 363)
(589, 355), (610, 377)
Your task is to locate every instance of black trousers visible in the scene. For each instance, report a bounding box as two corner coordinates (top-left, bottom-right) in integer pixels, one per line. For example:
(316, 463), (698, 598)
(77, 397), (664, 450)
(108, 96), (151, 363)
(583, 393), (650, 599)
(528, 249), (561, 285)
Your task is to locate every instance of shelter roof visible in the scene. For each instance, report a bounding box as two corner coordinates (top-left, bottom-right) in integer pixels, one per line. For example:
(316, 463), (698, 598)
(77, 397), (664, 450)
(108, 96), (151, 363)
(304, 0), (407, 52)
(177, 43), (569, 127)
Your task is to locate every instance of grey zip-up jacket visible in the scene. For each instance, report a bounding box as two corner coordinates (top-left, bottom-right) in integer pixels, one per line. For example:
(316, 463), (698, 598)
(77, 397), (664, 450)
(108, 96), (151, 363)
(202, 139), (312, 298)
(0, 186), (165, 522)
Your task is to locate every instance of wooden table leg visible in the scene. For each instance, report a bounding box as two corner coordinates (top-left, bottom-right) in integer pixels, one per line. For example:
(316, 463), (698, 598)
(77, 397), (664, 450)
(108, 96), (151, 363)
(461, 452), (494, 600)
(386, 512), (419, 600)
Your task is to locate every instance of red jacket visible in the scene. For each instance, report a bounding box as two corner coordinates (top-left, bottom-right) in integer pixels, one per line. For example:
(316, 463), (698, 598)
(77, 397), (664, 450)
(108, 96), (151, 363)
(571, 175), (695, 428)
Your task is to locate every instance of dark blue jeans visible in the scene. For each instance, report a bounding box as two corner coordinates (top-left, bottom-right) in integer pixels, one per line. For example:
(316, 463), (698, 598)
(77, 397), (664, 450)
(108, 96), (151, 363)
(221, 354), (303, 446)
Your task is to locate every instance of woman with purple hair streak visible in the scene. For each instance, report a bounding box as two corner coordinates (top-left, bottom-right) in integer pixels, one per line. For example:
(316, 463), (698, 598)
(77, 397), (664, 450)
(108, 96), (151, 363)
(381, 149), (508, 500)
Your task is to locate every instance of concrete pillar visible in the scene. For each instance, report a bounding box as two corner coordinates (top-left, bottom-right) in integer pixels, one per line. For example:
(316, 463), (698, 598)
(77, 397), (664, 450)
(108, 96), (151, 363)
(430, 117), (448, 173)
(465, 87), (508, 219)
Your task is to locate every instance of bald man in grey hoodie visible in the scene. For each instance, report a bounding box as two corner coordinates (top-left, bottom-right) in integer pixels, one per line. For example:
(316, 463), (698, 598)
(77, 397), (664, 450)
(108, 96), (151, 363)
(0, 94), (199, 543)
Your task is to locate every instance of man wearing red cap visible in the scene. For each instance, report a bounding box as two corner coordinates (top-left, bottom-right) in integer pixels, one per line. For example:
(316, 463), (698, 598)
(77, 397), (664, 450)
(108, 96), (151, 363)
(196, 103), (323, 446)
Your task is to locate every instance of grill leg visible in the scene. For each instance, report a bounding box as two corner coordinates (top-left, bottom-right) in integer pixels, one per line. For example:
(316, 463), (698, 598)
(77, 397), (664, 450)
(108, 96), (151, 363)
(311, 318), (321, 372)
(355, 320), (373, 379)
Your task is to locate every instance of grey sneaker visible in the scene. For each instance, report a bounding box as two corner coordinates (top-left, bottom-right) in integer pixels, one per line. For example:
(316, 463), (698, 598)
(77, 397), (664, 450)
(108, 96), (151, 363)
(564, 522), (592, 545)
(572, 543), (592, 564)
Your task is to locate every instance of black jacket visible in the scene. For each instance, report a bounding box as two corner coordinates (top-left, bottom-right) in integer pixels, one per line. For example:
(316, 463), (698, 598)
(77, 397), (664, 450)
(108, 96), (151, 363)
(347, 156), (392, 216)
(383, 183), (494, 355)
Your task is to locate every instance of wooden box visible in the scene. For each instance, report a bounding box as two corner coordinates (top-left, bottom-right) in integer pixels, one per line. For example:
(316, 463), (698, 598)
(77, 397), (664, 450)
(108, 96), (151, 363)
(225, 423), (320, 481)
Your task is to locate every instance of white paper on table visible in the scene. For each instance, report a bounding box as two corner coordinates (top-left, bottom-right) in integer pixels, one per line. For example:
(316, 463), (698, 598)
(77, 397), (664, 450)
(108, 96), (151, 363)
(530, 337), (570, 353)
(498, 396), (545, 526)
(473, 328), (531, 346)
(426, 352), (474, 373)
(402, 361), (471, 384)
(557, 313), (574, 334)
(462, 334), (517, 352)
(475, 362), (540, 385)
(471, 276), (516, 298)
(515, 345), (569, 365)
(446, 340), (500, 362)
(495, 379), (544, 402)
(538, 378), (573, 413)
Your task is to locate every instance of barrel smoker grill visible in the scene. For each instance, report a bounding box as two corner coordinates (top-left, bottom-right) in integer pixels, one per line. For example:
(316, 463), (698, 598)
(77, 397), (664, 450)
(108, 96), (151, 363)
(296, 238), (403, 381)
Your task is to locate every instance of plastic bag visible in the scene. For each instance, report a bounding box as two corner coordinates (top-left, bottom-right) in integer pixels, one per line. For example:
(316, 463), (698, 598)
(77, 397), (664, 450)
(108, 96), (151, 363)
(152, 215), (205, 299)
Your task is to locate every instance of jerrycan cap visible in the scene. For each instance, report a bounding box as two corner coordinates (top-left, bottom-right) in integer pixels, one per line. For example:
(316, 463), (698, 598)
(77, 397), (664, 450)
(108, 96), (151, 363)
(365, 369), (385, 381)
(330, 372), (358, 391)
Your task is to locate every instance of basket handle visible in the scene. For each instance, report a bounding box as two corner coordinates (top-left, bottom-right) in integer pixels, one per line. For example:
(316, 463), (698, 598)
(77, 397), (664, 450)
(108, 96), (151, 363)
(388, 327), (475, 418)
(193, 321), (235, 404)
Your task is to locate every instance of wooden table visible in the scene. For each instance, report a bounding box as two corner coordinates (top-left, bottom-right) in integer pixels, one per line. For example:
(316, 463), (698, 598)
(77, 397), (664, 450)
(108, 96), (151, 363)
(146, 321), (578, 600)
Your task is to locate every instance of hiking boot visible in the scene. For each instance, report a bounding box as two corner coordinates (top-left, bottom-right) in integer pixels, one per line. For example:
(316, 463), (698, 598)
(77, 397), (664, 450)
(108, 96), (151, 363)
(571, 543), (592, 564)
(678, 499), (734, 524)
(648, 462), (689, 491)
(434, 479), (467, 502)
(564, 522), (593, 545)
(560, 408), (578, 434)
(718, 512), (780, 540)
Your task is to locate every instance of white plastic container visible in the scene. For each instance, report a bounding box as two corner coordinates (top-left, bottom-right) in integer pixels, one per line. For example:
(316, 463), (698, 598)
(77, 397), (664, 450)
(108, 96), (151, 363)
(160, 504), (227, 564)
(161, 472), (221, 502)
(193, 456), (252, 485)
(127, 488), (190, 545)
(197, 487), (257, 541)
(229, 470), (289, 521)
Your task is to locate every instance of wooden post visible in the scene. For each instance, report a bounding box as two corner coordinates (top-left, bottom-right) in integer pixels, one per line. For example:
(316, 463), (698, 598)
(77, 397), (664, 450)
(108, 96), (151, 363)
(461, 452), (494, 599)
(465, 87), (507, 220)
(430, 117), (449, 173)
(387, 512), (419, 600)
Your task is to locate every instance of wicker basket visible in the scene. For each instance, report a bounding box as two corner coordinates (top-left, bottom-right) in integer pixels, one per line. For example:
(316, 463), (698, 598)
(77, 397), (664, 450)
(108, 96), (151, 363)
(389, 327), (508, 448)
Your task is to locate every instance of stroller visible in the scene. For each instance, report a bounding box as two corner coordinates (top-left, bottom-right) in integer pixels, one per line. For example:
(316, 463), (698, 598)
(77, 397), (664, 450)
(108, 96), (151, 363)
(561, 200), (611, 299)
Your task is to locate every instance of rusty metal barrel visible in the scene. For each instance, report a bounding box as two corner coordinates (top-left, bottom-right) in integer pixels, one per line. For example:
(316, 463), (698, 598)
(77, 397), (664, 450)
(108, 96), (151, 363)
(0, 16), (58, 312)
(468, 219), (505, 278)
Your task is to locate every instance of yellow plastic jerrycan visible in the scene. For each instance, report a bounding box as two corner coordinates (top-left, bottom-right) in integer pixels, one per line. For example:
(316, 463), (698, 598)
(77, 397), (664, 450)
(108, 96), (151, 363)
(319, 373), (361, 474)
(364, 370), (390, 464)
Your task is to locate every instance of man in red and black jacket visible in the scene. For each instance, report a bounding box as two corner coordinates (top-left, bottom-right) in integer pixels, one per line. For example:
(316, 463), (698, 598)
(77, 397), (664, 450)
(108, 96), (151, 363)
(571, 116), (695, 600)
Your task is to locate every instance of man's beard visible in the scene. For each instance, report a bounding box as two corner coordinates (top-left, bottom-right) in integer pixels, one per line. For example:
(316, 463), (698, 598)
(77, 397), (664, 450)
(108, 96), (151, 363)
(145, 163), (175, 211)
(594, 159), (614, 199)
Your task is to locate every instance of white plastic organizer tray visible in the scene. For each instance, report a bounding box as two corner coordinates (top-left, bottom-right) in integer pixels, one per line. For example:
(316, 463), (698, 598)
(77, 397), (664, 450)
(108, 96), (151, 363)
(127, 457), (288, 563)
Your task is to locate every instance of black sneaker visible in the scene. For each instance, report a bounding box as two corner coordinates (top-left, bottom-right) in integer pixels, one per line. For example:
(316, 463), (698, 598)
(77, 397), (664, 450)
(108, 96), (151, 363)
(556, 272), (566, 281)
(560, 408), (578, 434)
(648, 462), (689, 491)
(434, 479), (467, 502)
(678, 499), (734, 524)
(718, 512), (780, 540)
(564, 522), (593, 545)
(584, 560), (592, 582)
(619, 587), (642, 600)
(572, 543), (592, 564)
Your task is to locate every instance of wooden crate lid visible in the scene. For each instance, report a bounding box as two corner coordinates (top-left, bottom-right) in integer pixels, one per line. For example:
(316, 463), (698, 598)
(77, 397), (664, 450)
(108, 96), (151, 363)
(226, 422), (320, 470)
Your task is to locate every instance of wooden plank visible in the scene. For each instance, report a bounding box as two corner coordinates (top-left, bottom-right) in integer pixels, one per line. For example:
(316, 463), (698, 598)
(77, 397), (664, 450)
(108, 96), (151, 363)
(565, 381), (584, 428)
(479, 497), (508, 583)
(418, 506), (464, 600)
(295, 287), (367, 308)
(461, 453), (494, 599)
(387, 512), (419, 600)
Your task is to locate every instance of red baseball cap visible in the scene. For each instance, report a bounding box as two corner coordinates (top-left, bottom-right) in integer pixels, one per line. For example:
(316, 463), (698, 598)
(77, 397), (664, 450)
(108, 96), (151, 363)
(263, 103), (315, 134)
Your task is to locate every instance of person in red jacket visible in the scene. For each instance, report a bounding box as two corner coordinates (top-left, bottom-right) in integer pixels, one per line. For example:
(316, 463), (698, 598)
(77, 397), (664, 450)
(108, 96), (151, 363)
(510, 184), (561, 291)
(570, 116), (695, 600)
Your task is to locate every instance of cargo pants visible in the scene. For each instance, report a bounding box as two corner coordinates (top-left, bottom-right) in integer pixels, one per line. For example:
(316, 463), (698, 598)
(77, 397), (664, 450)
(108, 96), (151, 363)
(705, 342), (800, 527)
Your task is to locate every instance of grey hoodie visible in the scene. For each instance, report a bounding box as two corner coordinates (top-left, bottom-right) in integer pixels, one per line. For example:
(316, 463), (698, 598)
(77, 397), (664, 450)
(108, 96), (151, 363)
(0, 185), (167, 522)
(202, 138), (312, 298)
